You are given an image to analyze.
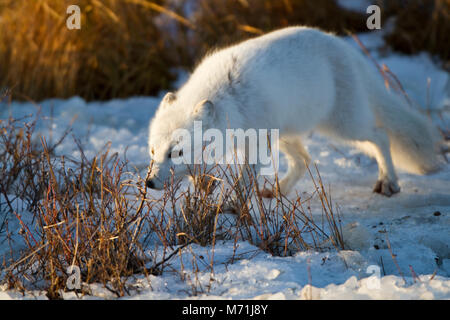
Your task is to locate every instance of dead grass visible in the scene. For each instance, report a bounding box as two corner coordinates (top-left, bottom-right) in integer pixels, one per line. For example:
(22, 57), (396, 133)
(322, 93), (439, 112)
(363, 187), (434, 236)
(0, 114), (153, 298)
(2, 0), (447, 101)
(0, 0), (176, 101)
(0, 110), (345, 298)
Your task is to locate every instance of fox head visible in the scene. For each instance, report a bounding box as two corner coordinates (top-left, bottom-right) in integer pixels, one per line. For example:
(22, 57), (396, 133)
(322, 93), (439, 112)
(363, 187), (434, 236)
(146, 92), (215, 190)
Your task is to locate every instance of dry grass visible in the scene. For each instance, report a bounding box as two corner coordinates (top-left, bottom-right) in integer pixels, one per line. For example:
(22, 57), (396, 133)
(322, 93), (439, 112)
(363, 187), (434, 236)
(2, 0), (446, 101)
(0, 0), (176, 101)
(187, 0), (367, 60)
(0, 114), (152, 298)
(0, 111), (345, 298)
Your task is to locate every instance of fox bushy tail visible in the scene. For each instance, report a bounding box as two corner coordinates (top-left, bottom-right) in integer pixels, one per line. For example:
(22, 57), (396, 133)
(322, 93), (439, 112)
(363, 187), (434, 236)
(370, 83), (443, 175)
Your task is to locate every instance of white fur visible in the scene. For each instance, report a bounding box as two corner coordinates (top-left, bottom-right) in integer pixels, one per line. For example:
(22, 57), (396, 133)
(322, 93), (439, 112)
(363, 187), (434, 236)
(147, 27), (443, 196)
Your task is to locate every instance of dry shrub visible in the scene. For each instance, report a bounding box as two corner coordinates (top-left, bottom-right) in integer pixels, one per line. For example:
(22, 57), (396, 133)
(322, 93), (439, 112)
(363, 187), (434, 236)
(0, 117), (46, 215)
(0, 0), (175, 101)
(222, 163), (345, 256)
(0, 112), (344, 298)
(0, 114), (153, 298)
(146, 160), (345, 258)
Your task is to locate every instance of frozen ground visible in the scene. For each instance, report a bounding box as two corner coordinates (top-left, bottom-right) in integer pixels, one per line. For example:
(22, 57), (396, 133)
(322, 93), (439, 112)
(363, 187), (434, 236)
(0, 30), (449, 299)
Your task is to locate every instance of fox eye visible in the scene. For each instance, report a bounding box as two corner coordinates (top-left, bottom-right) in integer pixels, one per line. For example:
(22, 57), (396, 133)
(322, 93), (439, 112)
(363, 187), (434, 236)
(168, 149), (183, 159)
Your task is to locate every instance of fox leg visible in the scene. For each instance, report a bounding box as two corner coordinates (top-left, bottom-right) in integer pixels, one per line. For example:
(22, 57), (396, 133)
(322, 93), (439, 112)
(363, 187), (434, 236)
(279, 136), (311, 194)
(261, 136), (310, 198)
(324, 120), (401, 197)
(354, 128), (400, 196)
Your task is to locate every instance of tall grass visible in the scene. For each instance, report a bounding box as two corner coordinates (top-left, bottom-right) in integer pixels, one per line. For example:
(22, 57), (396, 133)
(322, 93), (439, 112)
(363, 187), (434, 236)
(2, 0), (446, 101)
(0, 0), (175, 101)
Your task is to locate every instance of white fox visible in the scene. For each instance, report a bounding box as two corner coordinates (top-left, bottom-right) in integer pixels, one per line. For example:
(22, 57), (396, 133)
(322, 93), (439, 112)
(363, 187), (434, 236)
(147, 27), (443, 197)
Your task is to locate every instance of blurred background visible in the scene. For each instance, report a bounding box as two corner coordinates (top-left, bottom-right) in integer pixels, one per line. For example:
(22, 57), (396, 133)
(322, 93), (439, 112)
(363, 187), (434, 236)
(0, 0), (448, 102)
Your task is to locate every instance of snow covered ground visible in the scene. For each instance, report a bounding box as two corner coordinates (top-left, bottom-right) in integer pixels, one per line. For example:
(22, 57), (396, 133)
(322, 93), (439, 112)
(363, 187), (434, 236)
(0, 30), (449, 299)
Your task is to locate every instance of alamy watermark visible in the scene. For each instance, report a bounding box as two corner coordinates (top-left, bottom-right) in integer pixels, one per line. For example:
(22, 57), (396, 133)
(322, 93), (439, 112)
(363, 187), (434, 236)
(66, 265), (81, 290)
(66, 4), (382, 31)
(366, 5), (381, 30)
(168, 121), (279, 176)
(66, 5), (81, 30)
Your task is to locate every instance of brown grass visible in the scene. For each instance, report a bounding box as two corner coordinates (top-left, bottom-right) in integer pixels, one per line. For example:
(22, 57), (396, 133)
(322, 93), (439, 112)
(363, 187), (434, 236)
(0, 111), (345, 298)
(0, 114), (153, 298)
(0, 0), (447, 101)
(0, 0), (176, 101)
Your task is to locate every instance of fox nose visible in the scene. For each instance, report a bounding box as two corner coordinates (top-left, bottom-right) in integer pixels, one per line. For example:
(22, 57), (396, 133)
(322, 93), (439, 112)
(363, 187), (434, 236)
(146, 179), (155, 189)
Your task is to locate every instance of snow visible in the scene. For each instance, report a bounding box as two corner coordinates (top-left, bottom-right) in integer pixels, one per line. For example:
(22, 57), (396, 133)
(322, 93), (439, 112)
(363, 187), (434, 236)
(1, 30), (449, 300)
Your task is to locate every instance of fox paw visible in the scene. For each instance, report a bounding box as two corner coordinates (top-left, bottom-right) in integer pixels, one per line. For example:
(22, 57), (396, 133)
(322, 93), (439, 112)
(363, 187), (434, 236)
(373, 179), (400, 197)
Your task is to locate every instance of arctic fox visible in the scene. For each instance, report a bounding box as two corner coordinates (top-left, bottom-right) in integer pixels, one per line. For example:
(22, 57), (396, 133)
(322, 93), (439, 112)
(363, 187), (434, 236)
(147, 27), (443, 197)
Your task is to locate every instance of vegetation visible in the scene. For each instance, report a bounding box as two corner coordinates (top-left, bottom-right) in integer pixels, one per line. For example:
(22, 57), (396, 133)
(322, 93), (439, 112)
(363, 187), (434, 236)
(0, 114), (344, 298)
(0, 0), (447, 101)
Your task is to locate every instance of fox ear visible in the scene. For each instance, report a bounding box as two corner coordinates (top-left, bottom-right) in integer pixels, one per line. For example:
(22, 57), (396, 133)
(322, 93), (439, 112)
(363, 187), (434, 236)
(193, 99), (214, 116)
(162, 92), (176, 105)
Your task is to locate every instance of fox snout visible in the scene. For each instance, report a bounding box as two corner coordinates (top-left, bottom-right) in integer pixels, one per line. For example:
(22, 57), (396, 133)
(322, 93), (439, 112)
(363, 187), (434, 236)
(145, 173), (167, 190)
(146, 164), (187, 190)
(146, 164), (165, 190)
(146, 178), (161, 190)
